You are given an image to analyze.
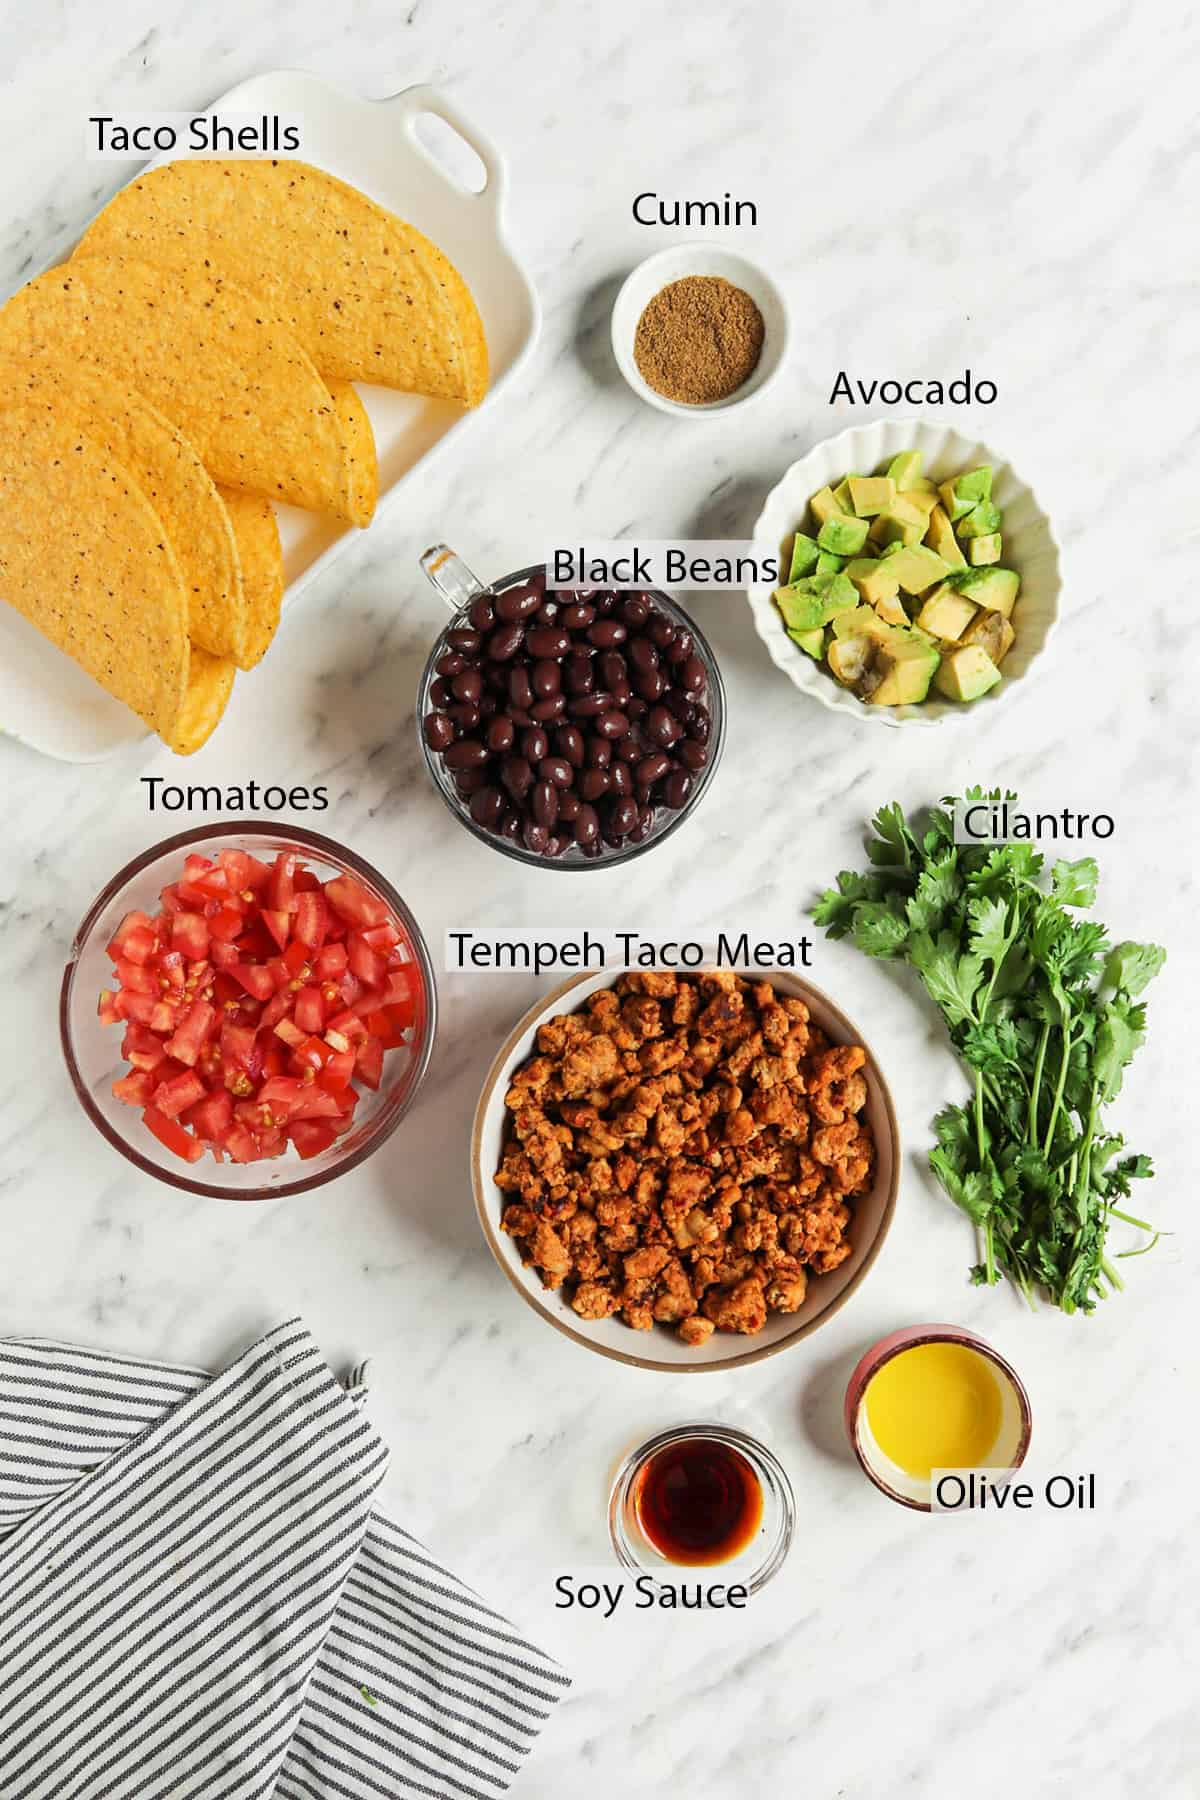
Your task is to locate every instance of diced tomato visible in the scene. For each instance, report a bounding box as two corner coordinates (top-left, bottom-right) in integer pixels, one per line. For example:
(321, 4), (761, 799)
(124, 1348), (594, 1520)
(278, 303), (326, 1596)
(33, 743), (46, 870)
(115, 989), (157, 1025)
(217, 848), (252, 891)
(257, 1075), (308, 1120)
(274, 1017), (306, 1049)
(158, 883), (185, 916)
(165, 999), (217, 1067)
(293, 891), (328, 950)
(106, 910), (156, 964)
(225, 1123), (264, 1163)
(112, 1070), (156, 1106)
(317, 1045), (356, 1091)
(326, 875), (389, 930)
(122, 1022), (168, 1072)
(291, 1033), (331, 1074)
(152, 1069), (207, 1118)
(182, 855), (230, 903)
(289, 1121), (337, 1160)
(283, 939), (313, 979)
(270, 851), (297, 914)
(232, 963), (275, 1001)
(386, 998), (415, 1034)
(171, 912), (210, 959)
(235, 924), (276, 961)
(243, 852), (274, 893)
(116, 956), (158, 995)
(314, 942), (348, 980)
(260, 990), (293, 1032)
(158, 950), (186, 990)
(347, 934), (386, 990)
(262, 908), (291, 952)
(293, 986), (325, 1034)
(363, 1008), (404, 1049)
(98, 989), (122, 1027)
(210, 937), (241, 970)
(220, 1020), (259, 1074)
(326, 1008), (367, 1043)
(184, 1089), (234, 1143)
(379, 966), (415, 1009)
(359, 921), (402, 952)
(142, 1105), (205, 1163)
(208, 904), (245, 943)
(355, 1035), (384, 1091)
(149, 1000), (177, 1033)
(263, 956), (293, 994)
(338, 971), (364, 1009)
(261, 1041), (286, 1078)
(289, 1086), (342, 1120)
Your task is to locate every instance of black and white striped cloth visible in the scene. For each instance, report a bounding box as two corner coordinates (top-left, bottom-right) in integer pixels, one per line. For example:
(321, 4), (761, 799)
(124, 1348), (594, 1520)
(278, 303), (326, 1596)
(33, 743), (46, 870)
(0, 1319), (568, 1800)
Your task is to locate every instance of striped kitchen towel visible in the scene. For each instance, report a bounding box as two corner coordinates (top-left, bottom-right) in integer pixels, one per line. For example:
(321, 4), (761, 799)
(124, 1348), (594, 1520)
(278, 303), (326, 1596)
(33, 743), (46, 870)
(0, 1320), (568, 1800)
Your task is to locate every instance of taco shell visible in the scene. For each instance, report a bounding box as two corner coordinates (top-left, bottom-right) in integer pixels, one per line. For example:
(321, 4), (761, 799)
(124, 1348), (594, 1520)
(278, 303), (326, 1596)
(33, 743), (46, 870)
(75, 158), (489, 404)
(168, 645), (237, 756)
(0, 258), (375, 523)
(217, 487), (283, 669)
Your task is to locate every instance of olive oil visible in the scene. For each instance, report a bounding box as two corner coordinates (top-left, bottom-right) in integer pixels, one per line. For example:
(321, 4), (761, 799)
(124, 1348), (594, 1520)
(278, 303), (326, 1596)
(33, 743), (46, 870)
(865, 1341), (1003, 1480)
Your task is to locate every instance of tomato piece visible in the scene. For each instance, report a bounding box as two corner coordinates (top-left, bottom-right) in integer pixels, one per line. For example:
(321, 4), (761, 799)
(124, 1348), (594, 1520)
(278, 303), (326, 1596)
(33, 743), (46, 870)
(115, 989), (157, 1025)
(157, 884), (186, 916)
(355, 1035), (384, 1091)
(232, 963), (275, 1001)
(290, 1034), (331, 1074)
(257, 1075), (308, 1119)
(106, 910), (155, 964)
(171, 912), (210, 960)
(317, 1045), (356, 1091)
(210, 937), (241, 970)
(98, 990), (122, 1027)
(262, 908), (291, 952)
(281, 939), (311, 980)
(220, 1020), (259, 1074)
(243, 852), (274, 893)
(380, 966), (415, 1008)
(226, 1123), (265, 1163)
(347, 934), (386, 990)
(208, 904), (245, 943)
(289, 1121), (337, 1160)
(386, 998), (415, 1034)
(325, 1009), (367, 1044)
(270, 851), (297, 914)
(183, 1088), (234, 1143)
(263, 956), (292, 994)
(152, 1069), (207, 1119)
(115, 957), (158, 995)
(261, 1042), (286, 1078)
(182, 855), (230, 903)
(325, 875), (389, 931)
(112, 1070), (156, 1106)
(216, 847), (251, 891)
(359, 921), (402, 952)
(362, 1008), (402, 1049)
(142, 1106), (205, 1163)
(314, 942), (348, 980)
(157, 950), (186, 991)
(273, 1017), (306, 1049)
(288, 1087), (342, 1120)
(293, 986), (325, 1034)
(259, 990), (293, 1032)
(164, 999), (217, 1067)
(293, 891), (329, 950)
(122, 1023), (168, 1072)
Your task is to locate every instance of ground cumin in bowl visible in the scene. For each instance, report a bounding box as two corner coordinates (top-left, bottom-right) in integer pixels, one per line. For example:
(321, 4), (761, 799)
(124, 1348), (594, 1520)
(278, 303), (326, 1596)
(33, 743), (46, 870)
(610, 244), (788, 416)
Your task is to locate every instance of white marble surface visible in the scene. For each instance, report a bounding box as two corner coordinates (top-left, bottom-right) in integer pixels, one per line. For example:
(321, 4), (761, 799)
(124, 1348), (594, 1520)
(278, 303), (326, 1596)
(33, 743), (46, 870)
(0, 2), (1197, 1795)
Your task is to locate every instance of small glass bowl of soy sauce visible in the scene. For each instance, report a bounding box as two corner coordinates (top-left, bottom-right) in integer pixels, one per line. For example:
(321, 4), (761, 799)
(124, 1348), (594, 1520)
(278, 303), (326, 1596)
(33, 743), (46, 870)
(609, 1424), (794, 1596)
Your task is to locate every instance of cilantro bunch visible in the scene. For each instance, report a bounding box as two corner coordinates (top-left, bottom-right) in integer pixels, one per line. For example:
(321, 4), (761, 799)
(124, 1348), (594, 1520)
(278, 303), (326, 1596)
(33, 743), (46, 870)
(813, 792), (1165, 1313)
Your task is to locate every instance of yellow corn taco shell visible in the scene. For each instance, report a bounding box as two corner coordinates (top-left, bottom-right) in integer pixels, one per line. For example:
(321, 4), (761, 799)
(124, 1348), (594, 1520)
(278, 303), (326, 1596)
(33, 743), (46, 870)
(0, 407), (188, 740)
(167, 644), (236, 755)
(75, 158), (489, 404)
(328, 381), (378, 527)
(216, 487), (283, 669)
(0, 258), (371, 523)
(0, 359), (250, 667)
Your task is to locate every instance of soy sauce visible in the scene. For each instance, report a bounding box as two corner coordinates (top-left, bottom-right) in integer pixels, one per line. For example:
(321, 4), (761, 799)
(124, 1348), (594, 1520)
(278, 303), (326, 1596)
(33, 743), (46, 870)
(635, 1437), (763, 1566)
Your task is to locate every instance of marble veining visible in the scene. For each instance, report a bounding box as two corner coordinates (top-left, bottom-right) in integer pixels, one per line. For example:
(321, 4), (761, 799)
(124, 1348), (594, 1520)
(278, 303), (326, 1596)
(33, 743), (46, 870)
(0, 2), (1196, 1795)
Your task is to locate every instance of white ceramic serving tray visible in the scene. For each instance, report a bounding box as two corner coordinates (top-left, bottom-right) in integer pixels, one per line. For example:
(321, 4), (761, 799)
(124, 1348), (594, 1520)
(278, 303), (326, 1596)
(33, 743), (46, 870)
(0, 71), (540, 762)
(747, 418), (1062, 729)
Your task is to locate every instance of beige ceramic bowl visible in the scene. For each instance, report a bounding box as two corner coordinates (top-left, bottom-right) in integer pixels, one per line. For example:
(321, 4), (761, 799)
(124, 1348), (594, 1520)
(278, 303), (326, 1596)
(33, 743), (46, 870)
(470, 967), (899, 1372)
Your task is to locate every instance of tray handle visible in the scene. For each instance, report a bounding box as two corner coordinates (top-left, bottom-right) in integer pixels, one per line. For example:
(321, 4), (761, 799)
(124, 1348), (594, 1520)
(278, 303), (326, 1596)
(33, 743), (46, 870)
(381, 83), (506, 216)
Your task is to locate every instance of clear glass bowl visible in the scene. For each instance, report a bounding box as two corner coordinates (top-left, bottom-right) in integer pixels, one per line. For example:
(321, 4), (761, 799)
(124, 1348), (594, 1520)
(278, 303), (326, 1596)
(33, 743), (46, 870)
(417, 556), (726, 871)
(60, 822), (437, 1200)
(608, 1423), (794, 1595)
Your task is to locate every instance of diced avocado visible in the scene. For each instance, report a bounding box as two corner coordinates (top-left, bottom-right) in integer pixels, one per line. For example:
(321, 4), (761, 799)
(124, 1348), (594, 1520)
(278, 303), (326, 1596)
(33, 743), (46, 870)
(880, 542), (950, 595)
(832, 604), (894, 643)
(884, 450), (923, 490)
(818, 514), (870, 556)
(847, 475), (896, 517)
(934, 644), (1001, 702)
(787, 531), (821, 582)
(959, 607), (1010, 663)
(828, 636), (873, 687)
(874, 589), (909, 627)
(951, 566), (1020, 619)
(869, 636), (941, 706)
(900, 488), (938, 519)
(956, 499), (1002, 540)
(956, 466), (993, 505)
(845, 557), (901, 608)
(925, 503), (967, 569)
(810, 485), (843, 528)
(938, 478), (975, 522)
(967, 532), (1002, 565)
(906, 476), (937, 496)
(775, 571), (859, 631)
(869, 497), (927, 547)
(833, 476), (859, 515)
(816, 550), (845, 573)
(788, 626), (825, 659)
(916, 583), (978, 642)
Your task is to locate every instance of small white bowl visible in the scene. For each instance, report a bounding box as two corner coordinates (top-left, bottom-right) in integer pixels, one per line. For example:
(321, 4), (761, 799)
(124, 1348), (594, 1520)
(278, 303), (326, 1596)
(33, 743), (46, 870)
(470, 966), (899, 1373)
(746, 418), (1062, 728)
(610, 243), (789, 416)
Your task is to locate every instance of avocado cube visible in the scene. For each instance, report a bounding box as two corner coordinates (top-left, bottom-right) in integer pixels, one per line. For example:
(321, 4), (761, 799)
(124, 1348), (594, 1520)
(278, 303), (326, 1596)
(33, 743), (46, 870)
(957, 499), (1002, 540)
(925, 504), (967, 569)
(916, 583), (978, 642)
(873, 589), (909, 627)
(951, 566), (1020, 619)
(818, 514), (870, 557)
(847, 475), (896, 517)
(967, 532), (1002, 565)
(816, 550), (845, 574)
(901, 488), (939, 518)
(810, 486), (843, 528)
(933, 644), (1001, 702)
(956, 466), (993, 506)
(880, 542), (950, 594)
(787, 531), (821, 582)
(884, 450), (923, 490)
(906, 476), (938, 495)
(832, 604), (893, 644)
(869, 498), (928, 548)
(844, 557), (901, 608)
(775, 571), (859, 632)
(959, 608), (1014, 664)
(869, 637), (941, 706)
(833, 477), (858, 514)
(788, 625), (825, 660)
(827, 635), (874, 688)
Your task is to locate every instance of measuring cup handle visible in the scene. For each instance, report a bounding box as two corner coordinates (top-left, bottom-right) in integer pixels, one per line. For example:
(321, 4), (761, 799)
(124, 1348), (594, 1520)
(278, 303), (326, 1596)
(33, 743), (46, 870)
(420, 543), (491, 615)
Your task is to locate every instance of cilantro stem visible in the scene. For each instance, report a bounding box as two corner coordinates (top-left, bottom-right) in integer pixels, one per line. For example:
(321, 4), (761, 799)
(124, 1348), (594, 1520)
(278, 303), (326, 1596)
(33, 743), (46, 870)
(1108, 1205), (1153, 1231)
(1028, 1019), (1050, 1141)
(1041, 1021), (1072, 1155)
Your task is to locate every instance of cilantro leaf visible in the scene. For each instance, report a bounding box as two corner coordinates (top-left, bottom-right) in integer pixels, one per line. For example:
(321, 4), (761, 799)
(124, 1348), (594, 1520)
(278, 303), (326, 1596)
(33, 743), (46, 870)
(1104, 940), (1166, 997)
(1052, 857), (1099, 908)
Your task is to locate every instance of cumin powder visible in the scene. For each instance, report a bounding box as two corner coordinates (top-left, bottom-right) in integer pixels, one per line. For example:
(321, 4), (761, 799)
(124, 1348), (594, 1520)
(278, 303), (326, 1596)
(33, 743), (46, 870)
(633, 275), (765, 405)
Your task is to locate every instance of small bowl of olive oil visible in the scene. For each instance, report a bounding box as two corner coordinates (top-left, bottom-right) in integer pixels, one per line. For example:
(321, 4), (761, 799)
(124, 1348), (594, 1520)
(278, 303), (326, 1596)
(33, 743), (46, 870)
(845, 1326), (1032, 1511)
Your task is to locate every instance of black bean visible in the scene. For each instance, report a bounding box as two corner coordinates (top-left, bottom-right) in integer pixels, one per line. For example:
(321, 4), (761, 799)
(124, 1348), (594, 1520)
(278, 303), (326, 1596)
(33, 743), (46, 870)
(564, 656), (595, 695)
(445, 737), (488, 772)
(532, 781), (559, 828)
(488, 622), (525, 661)
(556, 725), (585, 767)
(688, 703), (711, 743)
(664, 770), (693, 809)
(626, 697), (648, 721)
(588, 619), (627, 648)
(486, 715), (515, 754)
(544, 834), (567, 858)
(621, 595), (651, 629)
(447, 627), (481, 653)
(535, 599), (560, 624)
(501, 755), (534, 800)
(447, 702), (481, 733)
(677, 738), (709, 771)
(636, 752), (672, 787)
(500, 810), (523, 842)
(569, 692), (613, 719)
(486, 664), (510, 694)
(468, 595), (496, 632)
(634, 667), (665, 702)
(540, 756), (574, 788)
(558, 789), (581, 822)
(436, 650), (466, 677)
(610, 760), (633, 798)
(452, 668), (483, 704)
(574, 804), (600, 847)
(593, 591), (618, 614)
(609, 795), (639, 836)
(586, 739), (611, 769)
(455, 767), (488, 796)
(509, 665), (533, 709)
(424, 712), (454, 752)
(599, 650), (628, 690)
(521, 727), (549, 763)
(496, 582), (541, 622)
(647, 705), (683, 747)
(680, 654), (705, 692)
(531, 658), (561, 698)
(523, 820), (549, 855)
(469, 786), (505, 829)
(531, 694), (566, 722)
(579, 767), (610, 801)
(526, 626), (571, 659)
(430, 676), (453, 708)
(649, 616), (676, 650)
(628, 636), (658, 675)
(509, 708), (533, 728)
(562, 602), (595, 630)
(665, 690), (695, 723)
(596, 709), (628, 739)
(667, 629), (694, 664)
